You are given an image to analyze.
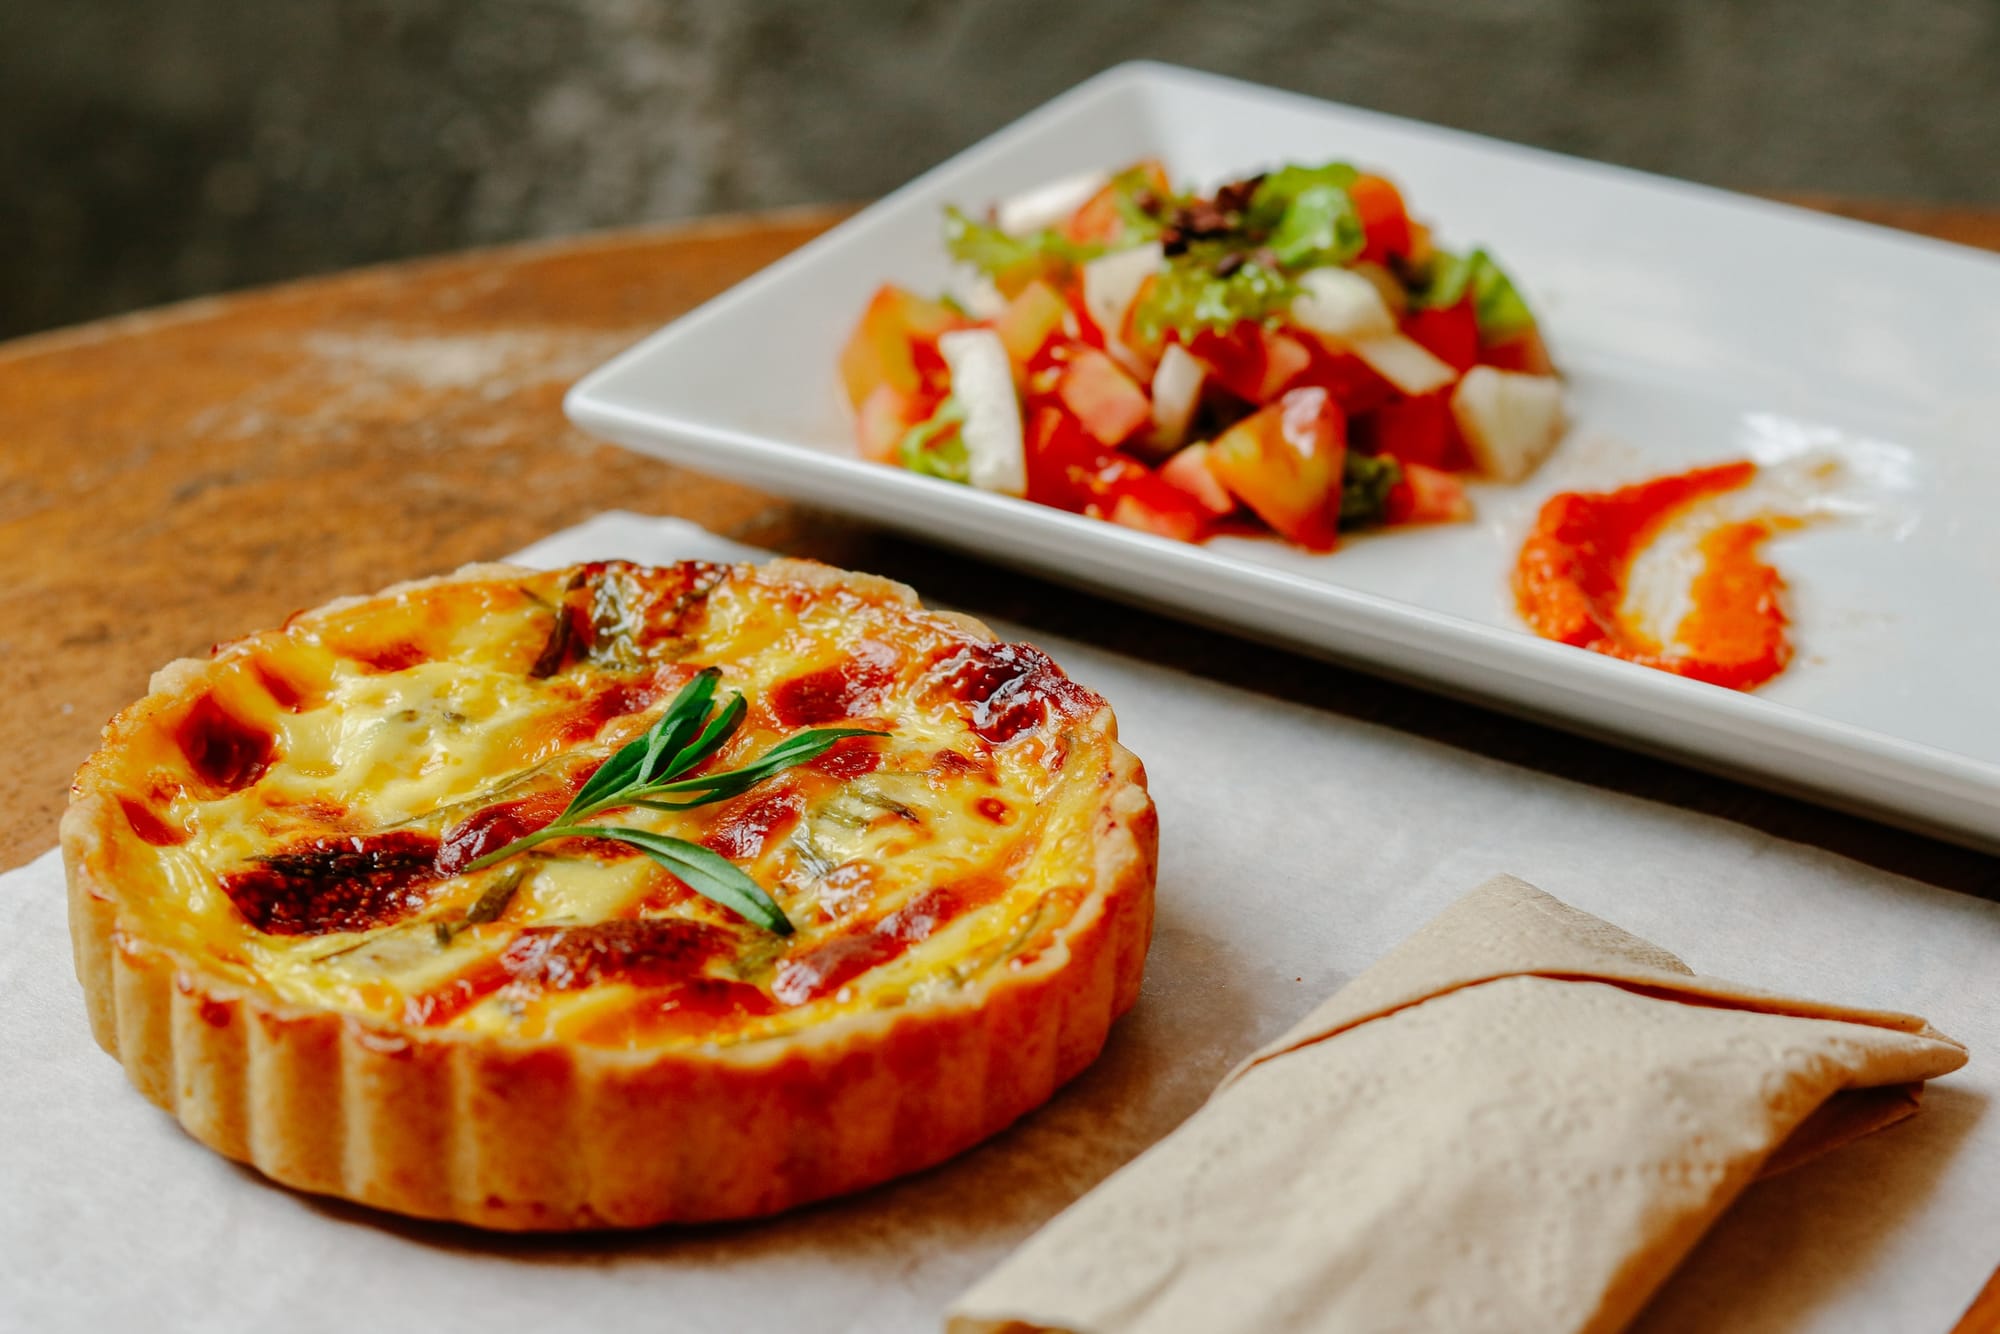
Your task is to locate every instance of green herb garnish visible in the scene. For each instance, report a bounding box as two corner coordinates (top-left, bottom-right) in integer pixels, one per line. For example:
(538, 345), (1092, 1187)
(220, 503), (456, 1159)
(462, 668), (885, 935)
(433, 867), (527, 946)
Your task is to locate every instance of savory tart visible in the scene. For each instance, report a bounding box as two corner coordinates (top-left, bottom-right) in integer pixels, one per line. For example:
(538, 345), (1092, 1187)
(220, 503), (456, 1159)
(62, 558), (1156, 1229)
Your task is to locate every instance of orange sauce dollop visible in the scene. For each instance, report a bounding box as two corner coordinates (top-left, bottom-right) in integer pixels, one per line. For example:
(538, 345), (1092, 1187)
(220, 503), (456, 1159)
(1513, 461), (1796, 690)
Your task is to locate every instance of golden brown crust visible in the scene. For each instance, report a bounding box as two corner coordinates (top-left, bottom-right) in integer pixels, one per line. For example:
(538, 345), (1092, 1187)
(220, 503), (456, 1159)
(62, 560), (1156, 1229)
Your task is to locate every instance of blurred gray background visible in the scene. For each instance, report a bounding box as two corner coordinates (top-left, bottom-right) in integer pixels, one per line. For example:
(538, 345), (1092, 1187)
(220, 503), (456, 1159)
(4, 0), (1996, 340)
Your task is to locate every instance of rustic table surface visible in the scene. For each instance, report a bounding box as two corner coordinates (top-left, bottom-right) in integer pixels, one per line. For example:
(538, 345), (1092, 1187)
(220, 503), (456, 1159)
(3, 198), (1996, 1331)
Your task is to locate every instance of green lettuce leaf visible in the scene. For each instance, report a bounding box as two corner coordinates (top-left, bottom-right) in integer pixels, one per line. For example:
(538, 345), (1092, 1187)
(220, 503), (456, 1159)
(1102, 162), (1173, 242)
(1415, 247), (1536, 341)
(942, 207), (1102, 287)
(1245, 163), (1360, 226)
(1247, 163), (1364, 269)
(1129, 251), (1298, 344)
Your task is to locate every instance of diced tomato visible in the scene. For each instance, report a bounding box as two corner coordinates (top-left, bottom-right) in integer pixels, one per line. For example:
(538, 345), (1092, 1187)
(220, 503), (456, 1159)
(1109, 475), (1215, 543)
(1350, 174), (1413, 266)
(1261, 332), (1312, 401)
(1360, 390), (1470, 472)
(992, 280), (1070, 376)
(838, 284), (965, 409)
(1480, 326), (1556, 375)
(1022, 403), (1214, 541)
(1384, 461), (1473, 526)
(1158, 443), (1237, 517)
(1026, 406), (1149, 514)
(1186, 328), (1256, 402)
(1026, 407), (1097, 512)
(1205, 386), (1346, 552)
(1057, 348), (1151, 446)
(853, 382), (937, 464)
(1288, 333), (1400, 417)
(1187, 326), (1312, 406)
(1401, 298), (1479, 373)
(1064, 159), (1171, 245)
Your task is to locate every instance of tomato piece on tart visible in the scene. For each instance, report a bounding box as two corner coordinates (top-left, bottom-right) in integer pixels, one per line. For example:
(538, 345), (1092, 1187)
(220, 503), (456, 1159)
(62, 558), (1156, 1230)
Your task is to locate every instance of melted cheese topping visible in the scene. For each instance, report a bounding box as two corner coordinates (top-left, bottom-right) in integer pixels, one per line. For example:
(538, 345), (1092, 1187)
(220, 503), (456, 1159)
(88, 562), (1114, 1050)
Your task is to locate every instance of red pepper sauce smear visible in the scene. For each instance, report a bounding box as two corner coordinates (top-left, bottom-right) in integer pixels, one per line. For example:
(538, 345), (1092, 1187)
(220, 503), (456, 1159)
(1513, 460), (1794, 691)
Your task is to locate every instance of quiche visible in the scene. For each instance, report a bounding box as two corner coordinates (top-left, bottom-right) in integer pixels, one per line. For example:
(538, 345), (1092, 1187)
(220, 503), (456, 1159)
(62, 558), (1156, 1229)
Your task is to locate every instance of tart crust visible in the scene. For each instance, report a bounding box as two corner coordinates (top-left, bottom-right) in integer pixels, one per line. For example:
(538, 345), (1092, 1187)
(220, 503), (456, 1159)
(63, 560), (1157, 1229)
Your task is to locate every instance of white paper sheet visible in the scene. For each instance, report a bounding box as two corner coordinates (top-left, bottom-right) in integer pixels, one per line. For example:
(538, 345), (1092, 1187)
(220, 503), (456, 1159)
(3, 511), (1992, 1334)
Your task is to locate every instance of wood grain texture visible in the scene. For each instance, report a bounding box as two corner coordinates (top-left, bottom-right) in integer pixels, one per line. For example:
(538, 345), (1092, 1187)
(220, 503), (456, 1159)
(2, 194), (1996, 1327)
(0, 209), (845, 867)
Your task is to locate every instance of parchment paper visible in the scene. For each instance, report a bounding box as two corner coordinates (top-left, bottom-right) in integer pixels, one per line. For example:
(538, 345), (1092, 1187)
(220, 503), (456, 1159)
(1, 511), (1992, 1334)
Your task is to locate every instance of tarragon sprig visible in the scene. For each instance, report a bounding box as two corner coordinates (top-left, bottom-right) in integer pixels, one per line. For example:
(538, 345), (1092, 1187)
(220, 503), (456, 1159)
(464, 668), (884, 935)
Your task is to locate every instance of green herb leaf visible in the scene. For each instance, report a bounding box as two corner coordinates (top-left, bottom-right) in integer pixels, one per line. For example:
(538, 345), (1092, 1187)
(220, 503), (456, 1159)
(566, 667), (718, 814)
(434, 867), (527, 946)
(627, 726), (884, 810)
(898, 397), (971, 483)
(459, 670), (890, 933)
(590, 827), (795, 936)
(465, 867), (526, 925)
(1340, 451), (1404, 528)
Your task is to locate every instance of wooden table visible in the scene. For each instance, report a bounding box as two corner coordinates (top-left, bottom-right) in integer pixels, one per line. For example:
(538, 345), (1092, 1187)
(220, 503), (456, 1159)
(4, 199), (1997, 1332)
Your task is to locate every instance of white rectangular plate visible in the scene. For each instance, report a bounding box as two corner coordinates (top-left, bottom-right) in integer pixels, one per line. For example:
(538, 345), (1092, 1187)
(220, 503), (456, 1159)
(567, 61), (2000, 850)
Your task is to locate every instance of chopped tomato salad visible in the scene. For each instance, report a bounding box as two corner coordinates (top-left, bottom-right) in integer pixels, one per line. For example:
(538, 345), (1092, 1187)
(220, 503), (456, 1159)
(839, 160), (1565, 552)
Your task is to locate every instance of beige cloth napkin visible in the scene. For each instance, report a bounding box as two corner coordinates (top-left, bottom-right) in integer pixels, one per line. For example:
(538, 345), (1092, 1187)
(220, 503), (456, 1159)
(947, 875), (1968, 1334)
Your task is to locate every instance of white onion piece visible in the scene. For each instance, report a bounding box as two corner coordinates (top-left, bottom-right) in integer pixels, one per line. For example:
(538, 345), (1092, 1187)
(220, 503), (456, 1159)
(1290, 266), (1396, 339)
(1148, 343), (1206, 450)
(1451, 367), (1566, 482)
(996, 169), (1110, 236)
(1349, 332), (1458, 397)
(938, 329), (1027, 496)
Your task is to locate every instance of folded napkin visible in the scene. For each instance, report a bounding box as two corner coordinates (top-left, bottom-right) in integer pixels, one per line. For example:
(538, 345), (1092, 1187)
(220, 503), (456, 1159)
(947, 875), (1968, 1334)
